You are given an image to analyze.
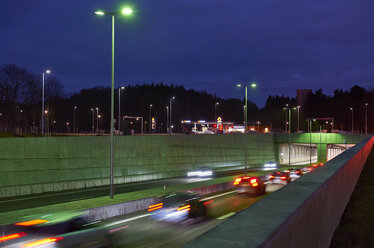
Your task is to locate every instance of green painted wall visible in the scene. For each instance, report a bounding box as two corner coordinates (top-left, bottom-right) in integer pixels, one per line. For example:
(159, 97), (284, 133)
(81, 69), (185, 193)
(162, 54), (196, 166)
(0, 133), (370, 198)
(0, 134), (277, 198)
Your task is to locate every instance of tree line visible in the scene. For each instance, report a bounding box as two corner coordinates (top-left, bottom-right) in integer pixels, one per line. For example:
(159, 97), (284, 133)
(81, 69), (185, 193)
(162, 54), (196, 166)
(0, 64), (372, 134)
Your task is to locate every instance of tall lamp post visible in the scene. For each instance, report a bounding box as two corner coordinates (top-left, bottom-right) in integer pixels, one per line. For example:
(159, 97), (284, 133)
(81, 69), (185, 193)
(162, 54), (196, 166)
(214, 102), (219, 121)
(42, 70), (51, 136)
(365, 103), (368, 134)
(90, 108), (95, 133)
(95, 7), (133, 198)
(166, 106), (169, 133)
(236, 82), (257, 175)
(118, 86), (125, 135)
(96, 107), (99, 133)
(283, 105), (296, 167)
(350, 107), (354, 133)
(73, 106), (77, 133)
(296, 106), (301, 132)
(169, 97), (175, 133)
(149, 104), (153, 133)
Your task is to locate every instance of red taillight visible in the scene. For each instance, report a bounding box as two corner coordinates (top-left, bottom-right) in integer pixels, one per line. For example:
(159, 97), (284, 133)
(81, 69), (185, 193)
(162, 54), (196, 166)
(22, 237), (64, 247)
(233, 177), (242, 185)
(269, 175), (274, 179)
(15, 219), (48, 226)
(252, 182), (258, 187)
(148, 203), (163, 212)
(243, 176), (250, 179)
(203, 200), (213, 206)
(320, 163), (324, 166)
(250, 178), (257, 184)
(281, 176), (287, 180)
(0, 232), (27, 242)
(177, 204), (191, 212)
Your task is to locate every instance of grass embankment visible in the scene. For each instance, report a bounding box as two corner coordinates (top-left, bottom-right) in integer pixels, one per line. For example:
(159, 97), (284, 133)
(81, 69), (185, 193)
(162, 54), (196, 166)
(0, 171), (271, 225)
(330, 148), (374, 247)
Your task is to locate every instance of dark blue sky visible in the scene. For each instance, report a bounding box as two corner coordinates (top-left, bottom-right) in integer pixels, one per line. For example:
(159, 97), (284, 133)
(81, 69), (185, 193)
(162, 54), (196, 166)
(1, 0), (374, 106)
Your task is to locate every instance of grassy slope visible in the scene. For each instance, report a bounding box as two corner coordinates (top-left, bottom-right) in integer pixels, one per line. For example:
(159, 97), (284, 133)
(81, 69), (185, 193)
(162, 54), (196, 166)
(330, 147), (374, 247)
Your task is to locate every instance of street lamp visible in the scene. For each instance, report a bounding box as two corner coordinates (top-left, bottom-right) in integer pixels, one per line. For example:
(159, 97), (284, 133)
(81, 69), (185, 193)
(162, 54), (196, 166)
(236, 82), (257, 175)
(214, 102), (219, 121)
(42, 70), (51, 136)
(73, 106), (77, 133)
(90, 108), (95, 133)
(350, 107), (354, 133)
(96, 107), (99, 133)
(118, 86), (125, 135)
(365, 103), (368, 134)
(256, 121), (261, 132)
(166, 106), (169, 133)
(296, 106), (301, 132)
(149, 104), (153, 133)
(95, 6), (133, 199)
(169, 97), (175, 133)
(237, 82), (257, 132)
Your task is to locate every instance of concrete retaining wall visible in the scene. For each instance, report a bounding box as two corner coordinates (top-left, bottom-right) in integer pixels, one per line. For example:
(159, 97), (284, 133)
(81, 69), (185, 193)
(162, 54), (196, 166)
(185, 136), (374, 248)
(0, 134), (276, 198)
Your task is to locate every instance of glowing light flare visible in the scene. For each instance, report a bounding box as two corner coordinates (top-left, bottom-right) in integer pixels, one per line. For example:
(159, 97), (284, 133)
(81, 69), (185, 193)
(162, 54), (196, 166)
(250, 179), (257, 184)
(148, 203), (163, 212)
(233, 177), (242, 185)
(0, 232), (27, 242)
(94, 11), (105, 15)
(15, 219), (48, 226)
(22, 237), (64, 247)
(121, 7), (133, 15)
(203, 200), (213, 206)
(177, 205), (191, 212)
(252, 183), (258, 187)
(281, 176), (287, 180)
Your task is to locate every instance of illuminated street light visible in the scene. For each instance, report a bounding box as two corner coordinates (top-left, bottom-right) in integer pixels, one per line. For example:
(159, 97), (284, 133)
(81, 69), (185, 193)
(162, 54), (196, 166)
(73, 106), (77, 133)
(96, 107), (99, 133)
(90, 108), (95, 133)
(149, 104), (153, 133)
(236, 82), (257, 175)
(350, 107), (354, 133)
(296, 106), (301, 132)
(95, 6), (133, 198)
(169, 97), (175, 133)
(42, 70), (51, 136)
(118, 86), (125, 135)
(214, 102), (219, 121)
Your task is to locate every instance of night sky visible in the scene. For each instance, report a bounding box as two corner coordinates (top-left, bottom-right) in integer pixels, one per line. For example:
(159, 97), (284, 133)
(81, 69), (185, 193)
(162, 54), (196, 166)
(1, 0), (374, 106)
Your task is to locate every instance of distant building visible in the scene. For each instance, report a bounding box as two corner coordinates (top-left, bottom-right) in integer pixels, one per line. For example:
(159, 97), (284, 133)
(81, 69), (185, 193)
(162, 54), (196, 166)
(297, 89), (312, 107)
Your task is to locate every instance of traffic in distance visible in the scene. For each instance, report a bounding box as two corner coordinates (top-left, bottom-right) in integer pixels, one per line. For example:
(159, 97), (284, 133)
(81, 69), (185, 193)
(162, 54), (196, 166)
(0, 162), (324, 248)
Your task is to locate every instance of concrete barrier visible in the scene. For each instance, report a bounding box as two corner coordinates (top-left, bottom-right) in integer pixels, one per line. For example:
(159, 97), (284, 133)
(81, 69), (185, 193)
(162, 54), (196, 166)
(184, 136), (374, 248)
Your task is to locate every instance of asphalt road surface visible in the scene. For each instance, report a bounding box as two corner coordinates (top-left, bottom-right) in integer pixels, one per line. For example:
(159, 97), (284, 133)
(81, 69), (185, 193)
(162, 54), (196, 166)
(104, 184), (284, 248)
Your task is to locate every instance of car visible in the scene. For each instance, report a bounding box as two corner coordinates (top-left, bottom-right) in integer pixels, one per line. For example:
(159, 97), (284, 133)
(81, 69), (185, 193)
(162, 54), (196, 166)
(263, 161), (279, 169)
(269, 171), (291, 184)
(285, 168), (303, 179)
(148, 191), (208, 223)
(187, 166), (213, 177)
(1, 211), (111, 248)
(233, 176), (266, 195)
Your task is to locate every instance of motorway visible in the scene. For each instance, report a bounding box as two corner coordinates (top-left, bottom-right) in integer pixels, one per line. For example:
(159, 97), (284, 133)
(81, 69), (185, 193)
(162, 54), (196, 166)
(0, 167), (269, 213)
(103, 184), (284, 248)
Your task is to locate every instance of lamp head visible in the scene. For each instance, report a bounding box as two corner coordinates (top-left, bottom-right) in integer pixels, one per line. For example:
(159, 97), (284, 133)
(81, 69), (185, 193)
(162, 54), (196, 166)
(121, 7), (133, 15)
(95, 11), (105, 15)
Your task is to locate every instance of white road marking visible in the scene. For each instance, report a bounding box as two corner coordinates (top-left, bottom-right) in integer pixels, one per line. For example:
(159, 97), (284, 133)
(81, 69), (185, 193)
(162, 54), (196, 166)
(200, 190), (236, 201)
(106, 213), (151, 227)
(217, 212), (236, 220)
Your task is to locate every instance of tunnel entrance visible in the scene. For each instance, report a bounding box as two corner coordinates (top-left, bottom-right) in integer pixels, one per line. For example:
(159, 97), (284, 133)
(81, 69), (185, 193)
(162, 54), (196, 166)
(326, 144), (355, 161)
(279, 143), (317, 165)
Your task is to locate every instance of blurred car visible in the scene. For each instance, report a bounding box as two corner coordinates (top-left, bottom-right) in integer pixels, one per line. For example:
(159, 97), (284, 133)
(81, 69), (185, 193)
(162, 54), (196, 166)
(263, 161), (278, 169)
(187, 166), (213, 177)
(285, 168), (304, 179)
(148, 191), (208, 223)
(269, 171), (291, 184)
(233, 176), (266, 195)
(1, 212), (111, 248)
